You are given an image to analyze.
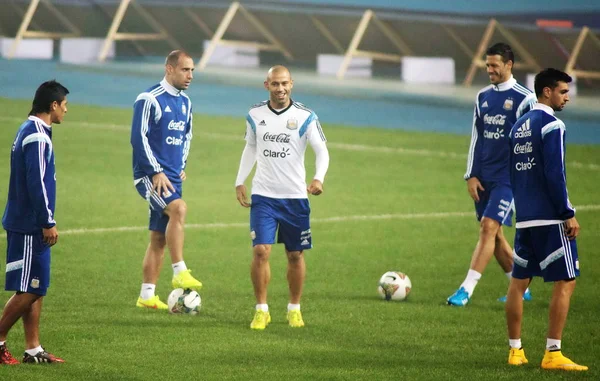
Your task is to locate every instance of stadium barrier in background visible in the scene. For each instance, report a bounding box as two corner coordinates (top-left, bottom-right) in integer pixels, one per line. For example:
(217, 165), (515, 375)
(0, 0), (599, 88)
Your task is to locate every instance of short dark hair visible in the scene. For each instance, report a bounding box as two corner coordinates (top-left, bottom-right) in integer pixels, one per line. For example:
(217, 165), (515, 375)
(29, 80), (69, 116)
(486, 43), (514, 64)
(165, 50), (192, 67)
(534, 68), (572, 97)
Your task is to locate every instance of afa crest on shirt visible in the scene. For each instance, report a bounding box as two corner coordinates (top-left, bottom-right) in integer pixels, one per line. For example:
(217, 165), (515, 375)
(503, 98), (514, 110)
(182, 103), (187, 115)
(286, 118), (298, 130)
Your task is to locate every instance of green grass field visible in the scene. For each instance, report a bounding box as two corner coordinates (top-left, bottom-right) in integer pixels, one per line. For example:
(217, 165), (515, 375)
(0, 97), (598, 380)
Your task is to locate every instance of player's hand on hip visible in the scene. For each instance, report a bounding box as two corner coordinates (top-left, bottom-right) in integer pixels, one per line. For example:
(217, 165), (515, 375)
(564, 217), (580, 240)
(466, 177), (484, 203)
(307, 179), (323, 195)
(152, 172), (175, 198)
(179, 170), (187, 181)
(236, 185), (251, 207)
(43, 226), (58, 246)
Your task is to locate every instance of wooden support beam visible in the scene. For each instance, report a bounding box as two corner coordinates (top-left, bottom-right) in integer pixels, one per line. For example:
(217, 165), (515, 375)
(565, 27), (589, 74)
(8, 0), (42, 58)
(495, 21), (541, 72)
(197, 2), (293, 70)
(218, 39), (280, 51)
(186, 9), (214, 38)
(238, 4), (292, 60)
(463, 18), (496, 86)
(130, 0), (179, 49)
(9, 0), (42, 32)
(442, 25), (473, 58)
(99, 0), (131, 62)
(310, 15), (344, 54)
(41, 0), (80, 35)
(337, 9), (373, 79)
(372, 15), (413, 56)
(354, 49), (402, 62)
(197, 1), (240, 70)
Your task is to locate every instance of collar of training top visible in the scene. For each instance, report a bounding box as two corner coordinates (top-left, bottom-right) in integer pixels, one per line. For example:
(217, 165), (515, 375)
(161, 78), (182, 96)
(28, 115), (52, 130)
(493, 75), (516, 92)
(267, 99), (294, 115)
(533, 103), (555, 116)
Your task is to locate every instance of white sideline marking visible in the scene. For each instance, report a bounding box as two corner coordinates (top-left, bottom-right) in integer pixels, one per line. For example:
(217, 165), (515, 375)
(45, 204), (600, 236)
(0, 116), (597, 170)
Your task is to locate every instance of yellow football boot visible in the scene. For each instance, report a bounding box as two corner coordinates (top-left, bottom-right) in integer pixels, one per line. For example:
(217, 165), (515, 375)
(172, 269), (203, 291)
(250, 310), (271, 330)
(541, 350), (588, 371)
(136, 295), (168, 310)
(287, 309), (305, 328)
(508, 348), (528, 365)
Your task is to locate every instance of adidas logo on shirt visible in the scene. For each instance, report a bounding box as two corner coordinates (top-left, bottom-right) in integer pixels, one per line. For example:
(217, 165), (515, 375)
(482, 101), (488, 108)
(259, 120), (266, 126)
(514, 119), (532, 138)
(165, 105), (172, 113)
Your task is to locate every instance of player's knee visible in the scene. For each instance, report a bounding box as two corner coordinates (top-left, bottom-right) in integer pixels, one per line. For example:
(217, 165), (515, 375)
(555, 278), (576, 294)
(253, 245), (271, 261)
(286, 250), (303, 263)
(166, 199), (187, 221)
(480, 218), (500, 237)
(509, 278), (528, 294)
(150, 231), (167, 249)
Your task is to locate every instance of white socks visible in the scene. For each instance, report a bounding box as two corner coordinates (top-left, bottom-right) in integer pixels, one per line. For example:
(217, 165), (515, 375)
(509, 339), (522, 349)
(460, 269), (482, 296)
(255, 304), (300, 312)
(140, 283), (155, 300)
(172, 261), (188, 276)
(509, 339), (561, 351)
(25, 346), (43, 356)
(256, 304), (269, 312)
(547, 338), (561, 351)
(140, 261), (187, 300)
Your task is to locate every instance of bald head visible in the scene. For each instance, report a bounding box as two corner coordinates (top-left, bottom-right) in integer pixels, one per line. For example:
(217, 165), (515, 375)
(165, 50), (192, 68)
(267, 65), (291, 81)
(165, 50), (194, 91)
(264, 65), (293, 109)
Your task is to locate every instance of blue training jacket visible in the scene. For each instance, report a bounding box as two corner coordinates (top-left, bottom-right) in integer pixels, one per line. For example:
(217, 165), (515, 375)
(3, 116), (57, 234)
(509, 103), (575, 228)
(130, 78), (193, 185)
(465, 76), (536, 184)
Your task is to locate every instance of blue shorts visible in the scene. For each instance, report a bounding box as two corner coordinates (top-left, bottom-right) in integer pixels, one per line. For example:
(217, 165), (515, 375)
(474, 181), (513, 226)
(250, 195), (312, 252)
(512, 223), (580, 282)
(5, 231), (50, 296)
(134, 176), (182, 233)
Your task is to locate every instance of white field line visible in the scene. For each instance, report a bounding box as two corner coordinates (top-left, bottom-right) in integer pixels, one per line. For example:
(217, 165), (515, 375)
(1, 116), (597, 170)
(21, 204), (600, 236)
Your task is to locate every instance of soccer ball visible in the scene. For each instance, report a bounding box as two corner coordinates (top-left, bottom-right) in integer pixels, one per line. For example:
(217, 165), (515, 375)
(377, 271), (412, 301)
(167, 288), (201, 315)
